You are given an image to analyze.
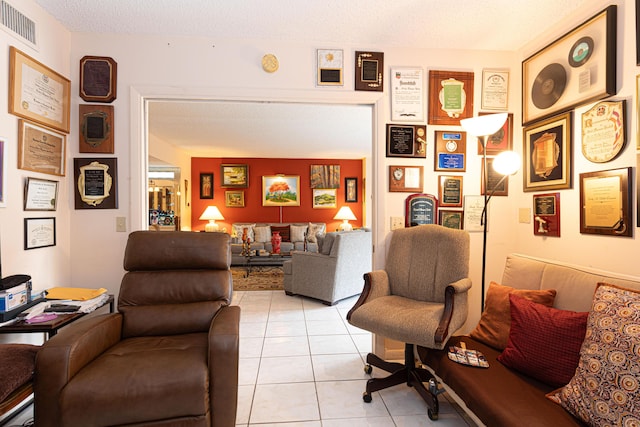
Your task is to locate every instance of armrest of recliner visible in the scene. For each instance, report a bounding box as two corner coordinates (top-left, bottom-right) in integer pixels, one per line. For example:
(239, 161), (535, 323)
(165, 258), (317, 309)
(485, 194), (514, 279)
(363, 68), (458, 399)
(346, 270), (390, 321)
(34, 313), (123, 426)
(435, 277), (472, 345)
(208, 305), (240, 427)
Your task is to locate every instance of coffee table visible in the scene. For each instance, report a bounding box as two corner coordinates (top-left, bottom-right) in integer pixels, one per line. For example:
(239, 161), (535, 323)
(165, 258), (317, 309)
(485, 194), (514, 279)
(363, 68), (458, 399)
(232, 254), (291, 277)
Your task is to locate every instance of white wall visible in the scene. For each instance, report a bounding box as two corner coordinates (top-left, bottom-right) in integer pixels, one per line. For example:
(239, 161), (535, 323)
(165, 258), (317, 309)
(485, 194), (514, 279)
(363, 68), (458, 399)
(2, 1), (637, 335)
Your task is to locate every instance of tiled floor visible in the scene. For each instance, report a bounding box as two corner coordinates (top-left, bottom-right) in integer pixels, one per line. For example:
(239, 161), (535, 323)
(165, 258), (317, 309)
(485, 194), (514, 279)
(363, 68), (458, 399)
(234, 290), (476, 426)
(3, 290), (477, 427)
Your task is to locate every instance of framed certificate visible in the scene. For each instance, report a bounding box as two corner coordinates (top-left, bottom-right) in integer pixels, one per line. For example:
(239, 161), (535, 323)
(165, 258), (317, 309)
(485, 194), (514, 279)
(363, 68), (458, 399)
(390, 67), (424, 121)
(579, 167), (631, 237)
(9, 47), (71, 133)
(18, 120), (66, 177)
(24, 217), (56, 250)
(481, 69), (509, 110)
(389, 166), (423, 193)
(24, 178), (58, 211)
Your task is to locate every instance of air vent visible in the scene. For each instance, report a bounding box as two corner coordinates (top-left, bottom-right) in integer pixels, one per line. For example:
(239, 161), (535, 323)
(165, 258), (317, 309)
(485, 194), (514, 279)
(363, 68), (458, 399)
(1, 1), (37, 49)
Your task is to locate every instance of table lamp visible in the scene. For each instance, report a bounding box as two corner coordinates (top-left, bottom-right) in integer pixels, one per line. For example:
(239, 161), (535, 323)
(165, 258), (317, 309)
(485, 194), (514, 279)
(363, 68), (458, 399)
(199, 206), (224, 232)
(334, 206), (357, 231)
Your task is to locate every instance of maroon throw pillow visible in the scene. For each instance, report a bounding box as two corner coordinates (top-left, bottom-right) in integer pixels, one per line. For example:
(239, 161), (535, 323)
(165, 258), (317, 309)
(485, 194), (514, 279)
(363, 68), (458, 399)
(270, 225), (291, 242)
(497, 293), (588, 388)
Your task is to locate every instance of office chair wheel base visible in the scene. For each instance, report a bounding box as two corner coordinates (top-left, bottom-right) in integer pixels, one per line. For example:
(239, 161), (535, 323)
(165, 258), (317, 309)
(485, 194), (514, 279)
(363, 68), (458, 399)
(364, 364), (373, 374)
(362, 392), (372, 403)
(428, 409), (438, 420)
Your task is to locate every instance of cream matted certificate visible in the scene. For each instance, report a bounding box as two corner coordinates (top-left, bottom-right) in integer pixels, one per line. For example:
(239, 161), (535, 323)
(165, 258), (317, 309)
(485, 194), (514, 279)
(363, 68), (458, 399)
(481, 69), (509, 110)
(391, 67), (424, 121)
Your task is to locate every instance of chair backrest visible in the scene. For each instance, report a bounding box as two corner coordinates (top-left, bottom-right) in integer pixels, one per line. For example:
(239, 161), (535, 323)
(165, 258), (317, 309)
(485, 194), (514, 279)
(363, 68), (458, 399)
(385, 224), (469, 303)
(118, 231), (232, 338)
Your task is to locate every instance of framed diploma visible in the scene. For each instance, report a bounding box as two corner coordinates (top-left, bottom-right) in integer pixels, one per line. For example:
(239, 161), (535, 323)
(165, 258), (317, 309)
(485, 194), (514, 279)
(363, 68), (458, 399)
(24, 177), (58, 211)
(390, 67), (424, 121)
(355, 51), (383, 92)
(405, 193), (438, 227)
(580, 167), (632, 237)
(79, 104), (114, 153)
(463, 195), (485, 232)
(79, 56), (117, 103)
(434, 131), (466, 172)
(522, 6), (616, 125)
(438, 175), (463, 208)
(439, 210), (464, 230)
(477, 112), (513, 155)
(386, 124), (426, 158)
(523, 112), (572, 192)
(482, 158), (509, 197)
(389, 166), (423, 193)
(18, 120), (66, 177)
(24, 217), (56, 250)
(533, 192), (560, 237)
(428, 70), (474, 126)
(481, 69), (509, 110)
(581, 100), (626, 163)
(74, 158), (118, 209)
(9, 47), (71, 134)
(317, 49), (343, 86)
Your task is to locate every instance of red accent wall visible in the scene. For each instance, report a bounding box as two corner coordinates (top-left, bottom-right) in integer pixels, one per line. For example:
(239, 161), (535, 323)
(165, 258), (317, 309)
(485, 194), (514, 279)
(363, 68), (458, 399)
(191, 158), (363, 232)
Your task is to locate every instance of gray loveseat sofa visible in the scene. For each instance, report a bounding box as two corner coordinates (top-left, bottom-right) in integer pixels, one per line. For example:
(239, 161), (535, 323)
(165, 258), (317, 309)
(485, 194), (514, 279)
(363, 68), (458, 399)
(230, 223), (326, 259)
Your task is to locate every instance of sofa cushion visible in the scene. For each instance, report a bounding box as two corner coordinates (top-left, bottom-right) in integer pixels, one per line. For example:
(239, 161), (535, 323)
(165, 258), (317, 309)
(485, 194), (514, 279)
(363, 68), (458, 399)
(320, 232), (338, 255)
(253, 225), (271, 243)
(470, 281), (557, 350)
(270, 225), (290, 242)
(0, 344), (39, 402)
(290, 224), (308, 242)
(497, 294), (588, 388)
(232, 223), (255, 242)
(548, 283), (640, 426)
(307, 223), (326, 243)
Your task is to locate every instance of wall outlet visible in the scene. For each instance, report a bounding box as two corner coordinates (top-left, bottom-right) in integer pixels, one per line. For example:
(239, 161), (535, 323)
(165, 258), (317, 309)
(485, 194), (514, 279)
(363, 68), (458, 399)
(390, 216), (404, 230)
(116, 217), (127, 232)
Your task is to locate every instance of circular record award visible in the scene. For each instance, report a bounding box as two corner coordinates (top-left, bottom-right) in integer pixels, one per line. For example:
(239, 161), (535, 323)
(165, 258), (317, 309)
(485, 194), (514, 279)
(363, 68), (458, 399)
(568, 36), (594, 67)
(531, 63), (567, 109)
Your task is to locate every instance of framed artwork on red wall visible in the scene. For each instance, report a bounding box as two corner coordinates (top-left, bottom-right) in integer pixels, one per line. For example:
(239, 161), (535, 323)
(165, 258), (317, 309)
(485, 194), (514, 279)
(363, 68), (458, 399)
(262, 175), (300, 206)
(200, 173), (213, 199)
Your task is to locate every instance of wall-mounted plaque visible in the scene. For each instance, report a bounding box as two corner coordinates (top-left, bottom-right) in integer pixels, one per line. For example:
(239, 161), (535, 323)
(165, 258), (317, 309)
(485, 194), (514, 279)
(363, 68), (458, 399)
(390, 67), (424, 121)
(580, 167), (631, 237)
(428, 70), (474, 125)
(74, 158), (118, 209)
(79, 56), (117, 103)
(533, 192), (560, 237)
(434, 131), (466, 171)
(317, 49), (343, 86)
(438, 175), (463, 207)
(389, 166), (423, 193)
(386, 124), (426, 158)
(355, 51), (383, 92)
(581, 100), (626, 163)
(79, 104), (114, 153)
(405, 193), (438, 227)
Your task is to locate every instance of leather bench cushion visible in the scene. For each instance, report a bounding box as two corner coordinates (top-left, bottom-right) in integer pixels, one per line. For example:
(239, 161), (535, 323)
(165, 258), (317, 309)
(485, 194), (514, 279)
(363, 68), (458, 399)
(60, 333), (209, 426)
(0, 344), (39, 402)
(418, 336), (584, 427)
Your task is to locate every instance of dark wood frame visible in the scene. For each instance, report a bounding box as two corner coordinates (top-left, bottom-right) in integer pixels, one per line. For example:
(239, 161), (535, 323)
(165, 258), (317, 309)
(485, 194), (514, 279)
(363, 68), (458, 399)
(439, 210), (464, 230)
(438, 175), (463, 207)
(389, 166), (424, 193)
(79, 104), (114, 153)
(345, 177), (358, 202)
(428, 70), (474, 126)
(73, 158), (118, 209)
(434, 130), (466, 172)
(579, 167), (632, 237)
(482, 158), (509, 197)
(386, 124), (427, 158)
(79, 56), (117, 103)
(220, 164), (249, 188)
(477, 112), (514, 155)
(199, 173), (214, 199)
(355, 51), (383, 92)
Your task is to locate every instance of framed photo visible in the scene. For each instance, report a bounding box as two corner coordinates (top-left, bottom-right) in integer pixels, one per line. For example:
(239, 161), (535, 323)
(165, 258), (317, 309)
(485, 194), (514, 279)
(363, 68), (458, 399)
(310, 164), (340, 188)
(386, 124), (426, 158)
(24, 217), (56, 250)
(79, 56), (117, 103)
(405, 193), (438, 227)
(74, 158), (118, 209)
(9, 47), (71, 134)
(389, 166), (423, 193)
(434, 130), (466, 172)
(24, 178), (58, 211)
(523, 112), (572, 192)
(438, 175), (463, 208)
(522, 5), (617, 125)
(199, 173), (213, 199)
(439, 210), (464, 230)
(428, 70), (474, 126)
(390, 67), (424, 121)
(481, 69), (509, 111)
(262, 175), (300, 206)
(312, 189), (337, 209)
(482, 158), (509, 197)
(463, 195), (485, 233)
(580, 167), (632, 237)
(581, 101), (626, 163)
(221, 164), (249, 188)
(345, 177), (358, 202)
(317, 49), (343, 86)
(79, 104), (114, 153)
(0, 138), (5, 208)
(355, 51), (383, 92)
(533, 192), (560, 237)
(477, 112), (514, 155)
(225, 190), (245, 208)
(18, 120), (66, 177)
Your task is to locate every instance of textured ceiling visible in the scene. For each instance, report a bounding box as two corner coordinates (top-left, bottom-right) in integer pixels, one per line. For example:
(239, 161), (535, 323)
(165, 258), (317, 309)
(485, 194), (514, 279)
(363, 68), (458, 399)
(33, 0), (590, 160)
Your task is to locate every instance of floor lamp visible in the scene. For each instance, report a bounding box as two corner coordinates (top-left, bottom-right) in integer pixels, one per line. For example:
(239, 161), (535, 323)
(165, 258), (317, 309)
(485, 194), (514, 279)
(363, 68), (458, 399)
(460, 113), (520, 311)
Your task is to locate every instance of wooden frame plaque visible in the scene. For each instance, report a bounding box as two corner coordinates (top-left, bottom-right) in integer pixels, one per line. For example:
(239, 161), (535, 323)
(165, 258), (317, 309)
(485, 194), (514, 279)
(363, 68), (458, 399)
(428, 70), (474, 126)
(317, 49), (343, 86)
(434, 130), (466, 171)
(79, 104), (114, 153)
(386, 124), (426, 158)
(477, 112), (514, 155)
(18, 120), (66, 177)
(439, 210), (464, 230)
(389, 166), (423, 193)
(438, 175), (463, 208)
(79, 56), (117, 103)
(74, 158), (118, 209)
(580, 167), (631, 237)
(533, 192), (560, 237)
(482, 158), (509, 197)
(355, 51), (383, 92)
(405, 193), (438, 227)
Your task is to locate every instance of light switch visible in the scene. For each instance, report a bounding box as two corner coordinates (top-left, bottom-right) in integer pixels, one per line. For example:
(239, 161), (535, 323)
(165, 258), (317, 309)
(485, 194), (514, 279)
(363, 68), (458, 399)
(116, 217), (127, 232)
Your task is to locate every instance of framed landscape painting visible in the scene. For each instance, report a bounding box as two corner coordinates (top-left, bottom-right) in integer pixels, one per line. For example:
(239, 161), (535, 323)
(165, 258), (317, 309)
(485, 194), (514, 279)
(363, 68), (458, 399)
(262, 175), (300, 206)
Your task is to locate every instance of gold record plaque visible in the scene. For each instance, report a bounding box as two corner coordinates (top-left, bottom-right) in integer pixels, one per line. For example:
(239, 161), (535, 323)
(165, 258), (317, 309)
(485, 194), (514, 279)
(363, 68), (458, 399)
(581, 101), (625, 163)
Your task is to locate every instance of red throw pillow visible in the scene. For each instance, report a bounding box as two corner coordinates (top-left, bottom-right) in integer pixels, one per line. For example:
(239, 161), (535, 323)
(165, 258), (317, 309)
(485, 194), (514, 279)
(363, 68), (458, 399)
(270, 225), (291, 242)
(497, 293), (588, 388)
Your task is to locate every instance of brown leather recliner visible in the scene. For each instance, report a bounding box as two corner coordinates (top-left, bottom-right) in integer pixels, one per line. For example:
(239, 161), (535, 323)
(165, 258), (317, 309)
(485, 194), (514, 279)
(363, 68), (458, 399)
(35, 231), (240, 427)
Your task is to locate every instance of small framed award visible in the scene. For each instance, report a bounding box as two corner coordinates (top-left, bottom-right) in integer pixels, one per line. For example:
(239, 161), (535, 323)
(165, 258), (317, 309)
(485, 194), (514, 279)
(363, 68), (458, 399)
(405, 193), (438, 227)
(386, 124), (426, 158)
(317, 49), (343, 86)
(428, 70), (474, 126)
(438, 175), (463, 208)
(79, 104), (114, 153)
(439, 210), (464, 230)
(391, 67), (424, 121)
(581, 100), (626, 163)
(389, 166), (423, 193)
(477, 112), (513, 155)
(533, 192), (560, 237)
(74, 158), (118, 209)
(24, 177), (58, 211)
(579, 167), (632, 237)
(434, 131), (466, 171)
(24, 217), (56, 250)
(79, 56), (117, 103)
(482, 158), (509, 197)
(355, 51), (383, 92)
